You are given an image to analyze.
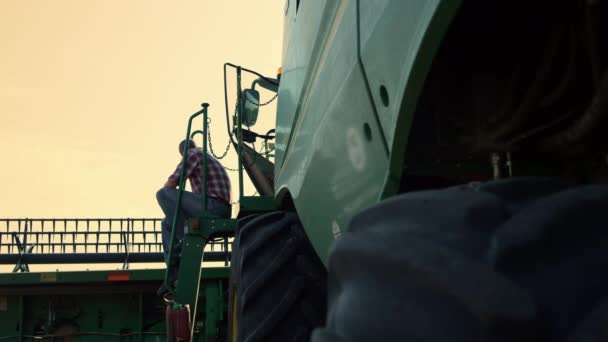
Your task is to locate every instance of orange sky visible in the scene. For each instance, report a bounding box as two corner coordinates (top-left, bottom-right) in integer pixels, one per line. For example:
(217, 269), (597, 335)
(0, 1), (282, 218)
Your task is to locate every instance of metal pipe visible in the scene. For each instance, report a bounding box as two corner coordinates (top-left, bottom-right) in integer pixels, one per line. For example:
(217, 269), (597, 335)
(0, 252), (230, 264)
(489, 18), (567, 144)
(237, 67), (245, 202)
(540, 69), (608, 151)
(191, 127), (207, 221)
(165, 105), (207, 289)
(491, 153), (501, 180)
(202, 104), (209, 217)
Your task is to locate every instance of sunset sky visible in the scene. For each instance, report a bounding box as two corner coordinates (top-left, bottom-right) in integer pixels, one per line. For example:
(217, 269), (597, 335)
(0, 1), (283, 219)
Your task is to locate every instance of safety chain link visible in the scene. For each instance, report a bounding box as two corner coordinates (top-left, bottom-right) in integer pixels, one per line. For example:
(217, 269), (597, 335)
(243, 92), (278, 107)
(222, 164), (240, 172)
(258, 142), (268, 154)
(210, 92), (275, 172)
(207, 118), (232, 160)
(195, 97), (237, 173)
(207, 99), (239, 161)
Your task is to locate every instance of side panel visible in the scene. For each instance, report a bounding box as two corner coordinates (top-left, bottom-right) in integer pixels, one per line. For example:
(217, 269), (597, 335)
(276, 0), (388, 265)
(275, 0), (331, 168)
(275, 0), (460, 265)
(275, 0), (298, 170)
(359, 0), (447, 146)
(359, 0), (462, 196)
(0, 269), (230, 341)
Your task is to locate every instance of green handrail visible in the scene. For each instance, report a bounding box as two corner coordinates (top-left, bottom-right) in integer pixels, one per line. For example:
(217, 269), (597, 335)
(236, 66), (245, 203)
(163, 103), (209, 291)
(190, 129), (209, 219)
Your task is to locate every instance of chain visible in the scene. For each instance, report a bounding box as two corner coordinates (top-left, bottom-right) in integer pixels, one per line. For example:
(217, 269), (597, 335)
(214, 92), (275, 172)
(222, 164), (240, 172)
(201, 99), (240, 172)
(207, 108), (234, 160)
(243, 92), (278, 107)
(223, 87), (276, 201)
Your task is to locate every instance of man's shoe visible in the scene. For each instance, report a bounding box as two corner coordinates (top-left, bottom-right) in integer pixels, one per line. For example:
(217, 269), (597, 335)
(157, 263), (179, 297)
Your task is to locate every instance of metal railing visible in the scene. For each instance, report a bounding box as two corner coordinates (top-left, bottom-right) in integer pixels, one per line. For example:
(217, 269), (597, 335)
(0, 218), (232, 272)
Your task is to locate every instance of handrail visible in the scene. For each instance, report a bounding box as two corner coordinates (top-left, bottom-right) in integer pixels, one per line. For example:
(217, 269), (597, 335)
(164, 103), (213, 289)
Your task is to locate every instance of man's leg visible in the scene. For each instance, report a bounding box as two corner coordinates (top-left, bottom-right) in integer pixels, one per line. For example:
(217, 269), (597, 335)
(207, 198), (232, 218)
(156, 188), (186, 262)
(180, 191), (205, 218)
(155, 188), (203, 296)
(156, 188), (205, 256)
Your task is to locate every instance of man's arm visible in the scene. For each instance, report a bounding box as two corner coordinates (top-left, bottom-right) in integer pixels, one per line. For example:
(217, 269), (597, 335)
(164, 178), (178, 188)
(164, 164), (181, 188)
(164, 160), (183, 189)
(164, 150), (199, 189)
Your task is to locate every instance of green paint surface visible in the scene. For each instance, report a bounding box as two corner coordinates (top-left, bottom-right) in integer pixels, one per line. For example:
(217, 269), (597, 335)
(275, 0), (461, 265)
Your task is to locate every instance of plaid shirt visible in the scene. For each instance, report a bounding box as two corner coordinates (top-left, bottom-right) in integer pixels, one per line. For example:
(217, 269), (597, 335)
(168, 148), (231, 204)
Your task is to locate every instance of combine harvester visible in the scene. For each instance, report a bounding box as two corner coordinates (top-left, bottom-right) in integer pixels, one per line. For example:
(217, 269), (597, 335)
(2, 1), (608, 341)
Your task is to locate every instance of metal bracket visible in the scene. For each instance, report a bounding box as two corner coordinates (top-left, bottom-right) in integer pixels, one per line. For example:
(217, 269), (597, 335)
(490, 152), (514, 179)
(121, 232), (130, 270)
(194, 218), (237, 240)
(12, 234), (34, 273)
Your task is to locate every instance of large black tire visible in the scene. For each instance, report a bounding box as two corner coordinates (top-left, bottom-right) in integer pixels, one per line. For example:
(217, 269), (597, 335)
(228, 211), (326, 342)
(312, 177), (608, 342)
(228, 214), (258, 342)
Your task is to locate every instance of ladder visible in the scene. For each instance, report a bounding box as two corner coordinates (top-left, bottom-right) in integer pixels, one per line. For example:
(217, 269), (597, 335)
(163, 103), (237, 341)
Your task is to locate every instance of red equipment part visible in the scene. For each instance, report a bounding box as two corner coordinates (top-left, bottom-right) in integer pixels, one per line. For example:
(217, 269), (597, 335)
(166, 304), (192, 341)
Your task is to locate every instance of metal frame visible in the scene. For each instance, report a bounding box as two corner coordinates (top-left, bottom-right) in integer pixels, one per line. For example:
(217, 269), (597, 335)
(0, 218), (231, 271)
